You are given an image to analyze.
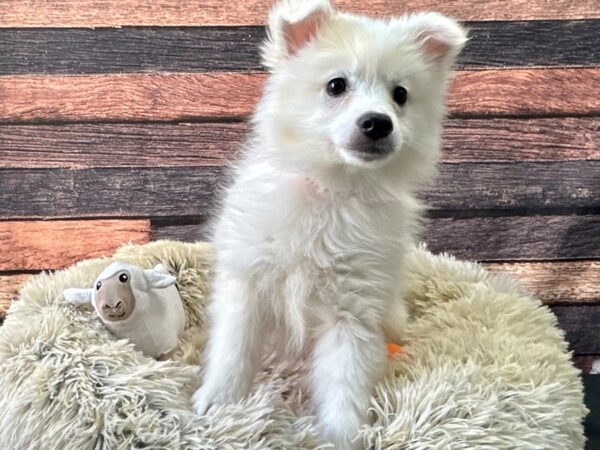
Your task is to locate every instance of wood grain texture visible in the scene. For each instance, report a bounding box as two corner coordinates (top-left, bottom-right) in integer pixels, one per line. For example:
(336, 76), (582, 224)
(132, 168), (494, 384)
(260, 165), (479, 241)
(0, 123), (246, 168)
(442, 118), (600, 162)
(1, 162), (597, 219)
(2, 69), (599, 123)
(551, 305), (600, 354)
(0, 274), (31, 321)
(1, 118), (598, 169)
(427, 216), (600, 260)
(448, 68), (600, 116)
(0, 73), (267, 122)
(152, 215), (600, 261)
(483, 260), (600, 304)
(1, 0), (598, 27)
(1, 21), (598, 74)
(0, 220), (151, 270)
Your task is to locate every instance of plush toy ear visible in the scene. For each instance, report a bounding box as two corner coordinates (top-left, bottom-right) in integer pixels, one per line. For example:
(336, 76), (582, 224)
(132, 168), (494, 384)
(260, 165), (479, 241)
(144, 266), (176, 289)
(405, 12), (467, 67)
(64, 288), (94, 305)
(262, 0), (332, 69)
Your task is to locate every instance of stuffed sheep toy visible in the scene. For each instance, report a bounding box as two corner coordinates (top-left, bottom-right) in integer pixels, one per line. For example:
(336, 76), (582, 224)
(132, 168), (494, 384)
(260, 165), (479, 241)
(64, 261), (186, 358)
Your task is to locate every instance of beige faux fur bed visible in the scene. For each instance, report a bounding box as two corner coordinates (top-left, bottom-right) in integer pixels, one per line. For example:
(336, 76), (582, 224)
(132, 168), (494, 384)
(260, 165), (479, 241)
(0, 241), (587, 449)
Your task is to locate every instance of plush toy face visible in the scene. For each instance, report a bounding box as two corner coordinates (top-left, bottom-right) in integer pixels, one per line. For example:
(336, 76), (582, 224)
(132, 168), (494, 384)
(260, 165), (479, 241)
(95, 270), (136, 322)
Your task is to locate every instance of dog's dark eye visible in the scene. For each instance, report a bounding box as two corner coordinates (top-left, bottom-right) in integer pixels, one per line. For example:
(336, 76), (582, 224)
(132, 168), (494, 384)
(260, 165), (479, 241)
(119, 273), (128, 283)
(96, 281), (102, 290)
(393, 86), (408, 106)
(326, 78), (346, 96)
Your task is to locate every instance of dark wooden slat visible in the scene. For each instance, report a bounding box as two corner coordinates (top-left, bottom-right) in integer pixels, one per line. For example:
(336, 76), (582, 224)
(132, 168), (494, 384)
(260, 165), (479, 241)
(1, 162), (598, 219)
(0, 123), (246, 168)
(0, 21), (598, 74)
(151, 216), (600, 261)
(1, 69), (598, 123)
(1, 118), (598, 169)
(0, 167), (223, 218)
(0, 27), (263, 74)
(1, 0), (598, 27)
(428, 161), (600, 211)
(442, 118), (600, 162)
(552, 305), (600, 355)
(0, 220), (151, 270)
(427, 216), (600, 260)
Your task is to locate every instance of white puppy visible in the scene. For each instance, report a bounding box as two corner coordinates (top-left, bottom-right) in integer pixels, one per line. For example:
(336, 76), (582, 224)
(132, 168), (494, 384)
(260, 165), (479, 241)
(193, 1), (466, 448)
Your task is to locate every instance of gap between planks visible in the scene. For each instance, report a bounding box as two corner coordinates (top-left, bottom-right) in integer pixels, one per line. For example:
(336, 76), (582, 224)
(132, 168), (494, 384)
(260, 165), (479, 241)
(0, 118), (598, 169)
(0, 0), (598, 27)
(0, 69), (598, 122)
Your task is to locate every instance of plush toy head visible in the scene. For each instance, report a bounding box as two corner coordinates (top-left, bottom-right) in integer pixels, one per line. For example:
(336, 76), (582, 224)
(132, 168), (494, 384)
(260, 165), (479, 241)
(64, 261), (185, 358)
(64, 262), (176, 322)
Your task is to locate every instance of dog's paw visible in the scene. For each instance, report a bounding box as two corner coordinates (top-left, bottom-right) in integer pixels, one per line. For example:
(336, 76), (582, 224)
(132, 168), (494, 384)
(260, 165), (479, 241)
(192, 385), (216, 415)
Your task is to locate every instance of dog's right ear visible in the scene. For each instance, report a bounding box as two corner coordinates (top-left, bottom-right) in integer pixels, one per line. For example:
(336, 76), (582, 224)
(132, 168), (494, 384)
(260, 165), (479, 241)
(262, 0), (332, 70)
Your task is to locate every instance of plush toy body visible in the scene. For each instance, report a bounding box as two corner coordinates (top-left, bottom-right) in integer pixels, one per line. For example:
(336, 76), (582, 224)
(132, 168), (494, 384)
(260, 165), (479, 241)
(64, 262), (185, 358)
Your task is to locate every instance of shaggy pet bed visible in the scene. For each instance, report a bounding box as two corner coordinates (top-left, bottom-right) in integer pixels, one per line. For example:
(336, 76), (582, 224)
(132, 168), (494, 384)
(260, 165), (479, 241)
(0, 241), (586, 449)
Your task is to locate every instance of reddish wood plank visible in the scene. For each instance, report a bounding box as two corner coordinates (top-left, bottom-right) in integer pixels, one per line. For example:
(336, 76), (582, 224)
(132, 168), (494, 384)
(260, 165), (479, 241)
(0, 274), (30, 320)
(449, 68), (600, 116)
(0, 220), (151, 271)
(0, 0), (597, 27)
(0, 73), (266, 122)
(1, 69), (598, 123)
(483, 260), (600, 305)
(1, 118), (597, 169)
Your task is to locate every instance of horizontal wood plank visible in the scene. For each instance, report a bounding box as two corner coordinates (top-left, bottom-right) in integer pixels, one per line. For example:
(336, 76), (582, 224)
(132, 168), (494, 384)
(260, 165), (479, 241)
(1, 118), (598, 169)
(1, 21), (598, 74)
(551, 305), (600, 354)
(1, 162), (597, 219)
(427, 216), (600, 260)
(1, 0), (598, 27)
(483, 260), (600, 304)
(0, 73), (266, 122)
(152, 215), (600, 261)
(448, 68), (600, 117)
(1, 69), (598, 123)
(0, 220), (151, 270)
(0, 274), (30, 321)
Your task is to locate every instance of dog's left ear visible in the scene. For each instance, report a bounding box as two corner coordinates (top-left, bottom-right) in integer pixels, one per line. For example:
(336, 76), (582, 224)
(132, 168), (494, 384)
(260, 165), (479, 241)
(405, 13), (468, 68)
(262, 0), (333, 70)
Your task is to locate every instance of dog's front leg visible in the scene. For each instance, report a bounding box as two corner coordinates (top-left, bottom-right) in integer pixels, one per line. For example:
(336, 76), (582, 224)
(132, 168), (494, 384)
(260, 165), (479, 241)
(311, 310), (386, 450)
(192, 274), (264, 415)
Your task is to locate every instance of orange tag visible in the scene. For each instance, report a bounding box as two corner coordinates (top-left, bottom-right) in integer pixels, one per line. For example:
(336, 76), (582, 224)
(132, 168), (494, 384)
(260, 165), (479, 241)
(386, 342), (403, 359)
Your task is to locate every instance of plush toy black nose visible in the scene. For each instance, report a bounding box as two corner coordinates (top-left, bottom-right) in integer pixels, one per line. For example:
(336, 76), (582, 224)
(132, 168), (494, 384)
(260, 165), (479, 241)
(357, 113), (393, 141)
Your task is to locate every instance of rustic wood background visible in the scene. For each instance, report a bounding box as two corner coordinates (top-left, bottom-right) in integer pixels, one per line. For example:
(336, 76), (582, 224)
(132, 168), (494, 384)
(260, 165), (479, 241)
(0, 1), (598, 371)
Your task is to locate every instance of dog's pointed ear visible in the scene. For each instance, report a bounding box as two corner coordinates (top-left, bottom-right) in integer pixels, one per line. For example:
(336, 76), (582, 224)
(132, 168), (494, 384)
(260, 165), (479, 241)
(262, 0), (332, 70)
(405, 13), (468, 68)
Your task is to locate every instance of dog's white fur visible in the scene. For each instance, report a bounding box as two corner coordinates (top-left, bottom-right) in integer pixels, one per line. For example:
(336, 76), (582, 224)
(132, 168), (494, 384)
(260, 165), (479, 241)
(193, 2), (466, 448)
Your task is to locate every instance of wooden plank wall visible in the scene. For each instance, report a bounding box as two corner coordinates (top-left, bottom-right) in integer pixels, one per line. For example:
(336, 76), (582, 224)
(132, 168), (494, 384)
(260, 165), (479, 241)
(0, 1), (599, 370)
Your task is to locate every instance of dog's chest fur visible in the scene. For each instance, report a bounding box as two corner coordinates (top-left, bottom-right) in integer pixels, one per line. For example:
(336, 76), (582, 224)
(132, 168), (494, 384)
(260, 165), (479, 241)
(215, 162), (414, 346)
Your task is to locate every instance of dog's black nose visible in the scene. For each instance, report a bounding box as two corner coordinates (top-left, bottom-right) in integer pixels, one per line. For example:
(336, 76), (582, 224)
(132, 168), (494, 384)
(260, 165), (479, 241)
(357, 113), (393, 141)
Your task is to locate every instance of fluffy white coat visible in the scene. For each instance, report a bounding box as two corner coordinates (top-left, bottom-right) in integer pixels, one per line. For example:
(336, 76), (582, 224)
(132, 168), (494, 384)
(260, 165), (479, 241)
(193, 2), (467, 448)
